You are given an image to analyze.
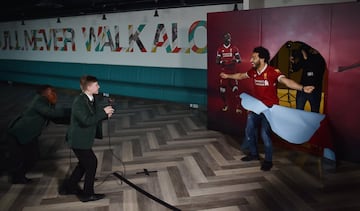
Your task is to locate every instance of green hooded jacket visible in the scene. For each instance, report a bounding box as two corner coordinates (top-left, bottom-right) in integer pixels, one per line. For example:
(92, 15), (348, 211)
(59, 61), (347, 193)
(8, 94), (65, 144)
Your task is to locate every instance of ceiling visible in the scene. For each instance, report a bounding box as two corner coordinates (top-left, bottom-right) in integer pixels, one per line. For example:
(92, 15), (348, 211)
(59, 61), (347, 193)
(1, 0), (242, 22)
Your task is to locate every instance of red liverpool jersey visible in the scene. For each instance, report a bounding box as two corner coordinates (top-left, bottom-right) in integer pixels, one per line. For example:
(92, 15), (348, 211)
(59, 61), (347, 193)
(246, 65), (285, 107)
(217, 44), (240, 71)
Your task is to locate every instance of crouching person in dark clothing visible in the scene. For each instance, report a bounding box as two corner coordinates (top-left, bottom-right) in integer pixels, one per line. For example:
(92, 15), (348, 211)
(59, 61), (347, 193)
(6, 84), (70, 184)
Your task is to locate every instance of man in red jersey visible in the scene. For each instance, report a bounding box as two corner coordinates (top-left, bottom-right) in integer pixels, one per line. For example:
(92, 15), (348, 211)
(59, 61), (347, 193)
(216, 32), (242, 113)
(220, 46), (314, 171)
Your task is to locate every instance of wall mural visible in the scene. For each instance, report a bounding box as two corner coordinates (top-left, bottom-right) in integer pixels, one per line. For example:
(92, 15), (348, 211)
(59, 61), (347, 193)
(0, 4), (233, 69)
(0, 21), (206, 54)
(207, 2), (360, 162)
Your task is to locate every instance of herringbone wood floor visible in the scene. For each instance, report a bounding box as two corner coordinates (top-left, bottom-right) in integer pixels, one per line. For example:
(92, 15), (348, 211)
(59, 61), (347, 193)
(1, 82), (360, 211)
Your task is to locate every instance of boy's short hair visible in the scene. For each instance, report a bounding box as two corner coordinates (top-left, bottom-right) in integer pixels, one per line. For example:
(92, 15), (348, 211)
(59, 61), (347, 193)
(80, 75), (98, 91)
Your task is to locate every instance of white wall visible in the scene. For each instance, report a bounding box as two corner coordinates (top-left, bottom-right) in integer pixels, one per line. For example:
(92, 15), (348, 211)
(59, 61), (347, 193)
(0, 4), (236, 69)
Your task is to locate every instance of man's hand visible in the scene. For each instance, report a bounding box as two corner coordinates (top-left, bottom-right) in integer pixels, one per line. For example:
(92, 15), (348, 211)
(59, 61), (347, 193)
(303, 86), (315, 93)
(220, 72), (228, 79)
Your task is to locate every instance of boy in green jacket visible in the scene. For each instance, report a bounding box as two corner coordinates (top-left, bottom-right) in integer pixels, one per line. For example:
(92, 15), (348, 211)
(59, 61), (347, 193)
(60, 75), (114, 202)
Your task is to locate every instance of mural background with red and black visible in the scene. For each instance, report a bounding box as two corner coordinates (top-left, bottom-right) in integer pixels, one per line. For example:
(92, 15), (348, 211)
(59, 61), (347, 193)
(207, 2), (360, 162)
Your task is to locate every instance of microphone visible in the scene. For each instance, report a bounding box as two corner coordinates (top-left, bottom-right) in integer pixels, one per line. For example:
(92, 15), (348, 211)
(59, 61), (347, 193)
(108, 97), (115, 106)
(102, 92), (114, 106)
(103, 94), (115, 119)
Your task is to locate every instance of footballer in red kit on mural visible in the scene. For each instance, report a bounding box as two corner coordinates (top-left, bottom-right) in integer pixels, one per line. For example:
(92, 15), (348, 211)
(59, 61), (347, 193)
(216, 32), (242, 113)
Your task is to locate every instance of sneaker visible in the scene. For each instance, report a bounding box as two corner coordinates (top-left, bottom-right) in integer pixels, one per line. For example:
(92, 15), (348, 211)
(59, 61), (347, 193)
(241, 154), (259, 161)
(261, 161), (273, 171)
(222, 105), (228, 112)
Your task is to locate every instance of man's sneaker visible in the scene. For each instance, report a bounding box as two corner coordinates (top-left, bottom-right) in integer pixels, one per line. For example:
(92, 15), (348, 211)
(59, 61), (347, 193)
(235, 108), (242, 114)
(222, 105), (228, 112)
(261, 161), (273, 171)
(241, 154), (259, 161)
